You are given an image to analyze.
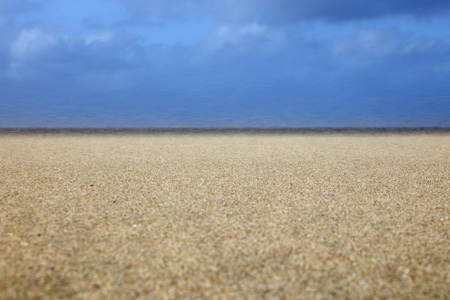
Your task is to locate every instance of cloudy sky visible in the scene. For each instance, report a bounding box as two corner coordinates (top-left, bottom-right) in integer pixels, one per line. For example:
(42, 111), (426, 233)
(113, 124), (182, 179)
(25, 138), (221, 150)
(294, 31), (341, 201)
(1, 0), (450, 127)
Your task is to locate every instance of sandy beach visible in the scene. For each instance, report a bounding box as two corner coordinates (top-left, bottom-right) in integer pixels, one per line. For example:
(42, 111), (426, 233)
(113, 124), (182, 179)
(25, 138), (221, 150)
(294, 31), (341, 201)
(1, 133), (449, 299)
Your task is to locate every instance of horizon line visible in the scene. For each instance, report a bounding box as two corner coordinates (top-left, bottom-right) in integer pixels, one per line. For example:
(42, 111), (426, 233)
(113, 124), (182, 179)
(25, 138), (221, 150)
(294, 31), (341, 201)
(1, 127), (450, 135)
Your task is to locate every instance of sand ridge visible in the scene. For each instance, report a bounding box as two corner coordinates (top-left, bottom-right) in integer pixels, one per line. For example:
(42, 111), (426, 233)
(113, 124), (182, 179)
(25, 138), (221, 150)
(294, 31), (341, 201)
(0, 134), (449, 299)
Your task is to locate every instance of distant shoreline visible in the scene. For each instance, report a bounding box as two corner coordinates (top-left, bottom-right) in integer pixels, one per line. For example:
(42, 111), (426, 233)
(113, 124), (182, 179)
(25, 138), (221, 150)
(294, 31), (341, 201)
(1, 127), (450, 135)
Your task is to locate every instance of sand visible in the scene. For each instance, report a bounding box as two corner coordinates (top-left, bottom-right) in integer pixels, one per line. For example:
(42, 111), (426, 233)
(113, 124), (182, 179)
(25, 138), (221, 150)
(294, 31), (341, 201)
(0, 133), (449, 299)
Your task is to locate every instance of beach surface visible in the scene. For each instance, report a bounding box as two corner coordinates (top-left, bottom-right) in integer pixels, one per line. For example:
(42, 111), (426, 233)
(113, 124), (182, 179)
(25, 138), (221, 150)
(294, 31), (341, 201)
(1, 133), (449, 299)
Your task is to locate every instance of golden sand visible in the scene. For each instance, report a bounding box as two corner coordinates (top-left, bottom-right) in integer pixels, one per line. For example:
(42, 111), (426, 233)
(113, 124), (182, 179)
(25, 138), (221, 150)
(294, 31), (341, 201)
(0, 133), (449, 299)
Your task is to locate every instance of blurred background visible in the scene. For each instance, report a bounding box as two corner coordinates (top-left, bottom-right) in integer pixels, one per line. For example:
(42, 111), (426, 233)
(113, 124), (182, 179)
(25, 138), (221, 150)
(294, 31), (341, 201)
(1, 0), (449, 128)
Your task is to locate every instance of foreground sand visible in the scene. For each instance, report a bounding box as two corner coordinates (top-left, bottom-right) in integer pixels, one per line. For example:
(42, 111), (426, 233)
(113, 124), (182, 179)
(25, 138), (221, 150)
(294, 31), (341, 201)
(1, 133), (449, 299)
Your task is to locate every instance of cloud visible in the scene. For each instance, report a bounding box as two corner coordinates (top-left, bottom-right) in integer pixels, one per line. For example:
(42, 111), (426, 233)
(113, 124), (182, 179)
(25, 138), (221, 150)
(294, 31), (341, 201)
(3, 26), (144, 80)
(200, 23), (287, 56)
(104, 0), (212, 27)
(0, 0), (44, 70)
(107, 0), (450, 24)
(331, 29), (400, 61)
(10, 28), (57, 59)
(253, 0), (450, 23)
(4, 28), (57, 78)
(84, 31), (115, 45)
(331, 28), (449, 65)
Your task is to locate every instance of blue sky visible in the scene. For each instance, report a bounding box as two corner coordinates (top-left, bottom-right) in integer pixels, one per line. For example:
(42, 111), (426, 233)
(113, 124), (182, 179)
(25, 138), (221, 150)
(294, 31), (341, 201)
(1, 0), (450, 128)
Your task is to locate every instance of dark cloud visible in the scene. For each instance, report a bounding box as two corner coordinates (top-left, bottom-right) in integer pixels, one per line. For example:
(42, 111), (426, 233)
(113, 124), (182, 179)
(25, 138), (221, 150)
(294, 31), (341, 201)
(258, 0), (450, 23)
(108, 0), (450, 24)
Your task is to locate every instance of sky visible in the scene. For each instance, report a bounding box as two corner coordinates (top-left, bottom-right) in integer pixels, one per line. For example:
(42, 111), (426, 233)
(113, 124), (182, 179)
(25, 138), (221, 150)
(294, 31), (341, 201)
(1, 0), (450, 128)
